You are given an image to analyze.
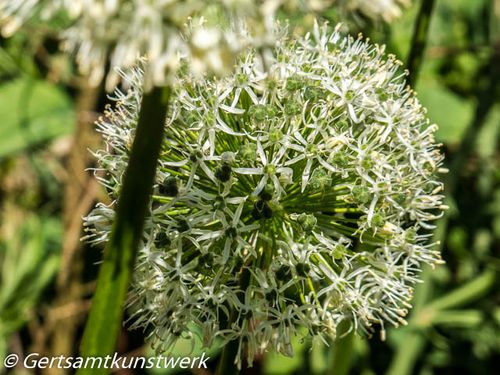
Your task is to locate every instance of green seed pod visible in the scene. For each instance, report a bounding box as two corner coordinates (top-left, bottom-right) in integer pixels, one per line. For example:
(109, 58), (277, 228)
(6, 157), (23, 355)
(352, 185), (371, 204)
(298, 213), (317, 232)
(309, 169), (332, 191)
(286, 75), (304, 91)
(239, 143), (257, 161)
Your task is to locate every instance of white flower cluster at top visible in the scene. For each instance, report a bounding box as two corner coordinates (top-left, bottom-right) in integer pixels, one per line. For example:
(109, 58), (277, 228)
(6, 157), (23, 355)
(85, 22), (445, 367)
(0, 0), (324, 89)
(280, 0), (411, 24)
(336, 0), (412, 22)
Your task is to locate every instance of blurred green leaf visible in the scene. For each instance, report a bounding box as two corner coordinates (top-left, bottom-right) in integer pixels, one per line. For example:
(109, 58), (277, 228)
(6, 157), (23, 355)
(431, 309), (483, 327)
(310, 340), (328, 374)
(264, 331), (308, 375)
(264, 348), (304, 375)
(416, 80), (473, 143)
(0, 77), (74, 159)
(147, 323), (222, 375)
(476, 105), (500, 158)
(0, 214), (61, 359)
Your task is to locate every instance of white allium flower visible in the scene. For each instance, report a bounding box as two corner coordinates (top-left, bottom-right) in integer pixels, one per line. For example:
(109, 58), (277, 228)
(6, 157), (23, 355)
(0, 0), (35, 37)
(0, 0), (319, 89)
(58, 1), (260, 89)
(85, 22), (445, 367)
(336, 0), (411, 23)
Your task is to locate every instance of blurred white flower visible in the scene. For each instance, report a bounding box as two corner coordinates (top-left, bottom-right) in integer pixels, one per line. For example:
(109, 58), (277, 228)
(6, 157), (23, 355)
(85, 22), (445, 367)
(357, 0), (411, 22)
(0, 0), (322, 89)
(337, 0), (411, 23)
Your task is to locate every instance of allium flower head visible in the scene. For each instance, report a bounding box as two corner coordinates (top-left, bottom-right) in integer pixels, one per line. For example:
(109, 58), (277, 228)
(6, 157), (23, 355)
(335, 0), (411, 23)
(86, 22), (445, 367)
(0, 0), (317, 89)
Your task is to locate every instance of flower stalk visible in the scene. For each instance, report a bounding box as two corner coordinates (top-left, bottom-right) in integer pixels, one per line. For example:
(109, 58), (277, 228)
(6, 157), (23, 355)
(216, 332), (240, 375)
(328, 321), (354, 375)
(78, 84), (171, 374)
(406, 0), (436, 87)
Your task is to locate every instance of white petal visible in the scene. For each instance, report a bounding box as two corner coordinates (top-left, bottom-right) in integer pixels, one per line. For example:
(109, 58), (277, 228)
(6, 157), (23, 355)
(234, 167), (263, 175)
(219, 103), (246, 114)
(164, 159), (189, 167)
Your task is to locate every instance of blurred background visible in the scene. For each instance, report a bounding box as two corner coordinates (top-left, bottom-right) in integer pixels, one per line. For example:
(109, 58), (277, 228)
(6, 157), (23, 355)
(0, 0), (498, 374)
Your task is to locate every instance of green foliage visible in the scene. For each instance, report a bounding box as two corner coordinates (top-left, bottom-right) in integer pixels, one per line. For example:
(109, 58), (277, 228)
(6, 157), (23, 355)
(0, 1), (497, 375)
(147, 323), (222, 375)
(416, 80), (473, 143)
(78, 87), (171, 375)
(0, 214), (61, 360)
(264, 333), (308, 375)
(0, 78), (74, 159)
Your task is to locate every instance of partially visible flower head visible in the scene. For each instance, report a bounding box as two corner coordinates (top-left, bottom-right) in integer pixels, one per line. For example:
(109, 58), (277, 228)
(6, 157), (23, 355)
(0, 0), (319, 89)
(335, 0), (412, 23)
(277, 0), (410, 24)
(0, 1), (34, 37)
(85, 22), (445, 367)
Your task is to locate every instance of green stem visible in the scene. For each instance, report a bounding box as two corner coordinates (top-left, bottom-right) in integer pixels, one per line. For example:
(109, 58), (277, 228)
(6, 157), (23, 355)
(215, 265), (255, 375)
(329, 321), (354, 375)
(386, 333), (426, 375)
(446, 46), (500, 196)
(77, 85), (171, 375)
(216, 341), (240, 375)
(412, 270), (496, 329)
(430, 309), (483, 327)
(406, 0), (436, 87)
(426, 270), (496, 312)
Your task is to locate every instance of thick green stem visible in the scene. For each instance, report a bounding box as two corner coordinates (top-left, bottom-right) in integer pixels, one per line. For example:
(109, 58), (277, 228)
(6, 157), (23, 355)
(329, 321), (354, 375)
(77, 85), (171, 375)
(386, 333), (426, 375)
(406, 0), (436, 87)
(216, 341), (240, 375)
(215, 267), (254, 375)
